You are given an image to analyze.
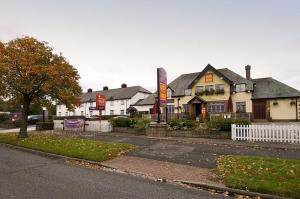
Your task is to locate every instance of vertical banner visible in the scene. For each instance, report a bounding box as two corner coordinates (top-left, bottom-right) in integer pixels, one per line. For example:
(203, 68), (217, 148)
(157, 67), (167, 107)
(157, 67), (167, 123)
(96, 94), (106, 110)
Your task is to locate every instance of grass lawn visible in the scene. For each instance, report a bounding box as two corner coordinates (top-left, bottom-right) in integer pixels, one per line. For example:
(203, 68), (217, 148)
(216, 155), (300, 198)
(0, 133), (134, 162)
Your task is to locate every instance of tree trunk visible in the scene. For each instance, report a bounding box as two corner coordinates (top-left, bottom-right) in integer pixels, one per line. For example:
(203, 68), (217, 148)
(19, 95), (30, 138)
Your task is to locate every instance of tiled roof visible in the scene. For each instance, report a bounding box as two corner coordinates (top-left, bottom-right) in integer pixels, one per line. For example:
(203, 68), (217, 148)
(81, 86), (151, 103)
(218, 68), (254, 91)
(252, 78), (300, 99)
(134, 93), (157, 106)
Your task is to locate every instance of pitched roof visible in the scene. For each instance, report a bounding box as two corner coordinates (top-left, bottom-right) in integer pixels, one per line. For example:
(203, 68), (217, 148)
(169, 72), (200, 97)
(81, 86), (151, 102)
(134, 93), (157, 106)
(218, 68), (254, 91)
(252, 78), (300, 99)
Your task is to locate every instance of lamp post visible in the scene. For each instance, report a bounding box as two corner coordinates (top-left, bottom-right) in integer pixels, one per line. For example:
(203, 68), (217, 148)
(42, 107), (46, 123)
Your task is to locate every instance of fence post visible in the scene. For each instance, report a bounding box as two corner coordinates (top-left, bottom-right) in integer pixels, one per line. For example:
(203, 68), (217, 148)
(231, 124), (236, 140)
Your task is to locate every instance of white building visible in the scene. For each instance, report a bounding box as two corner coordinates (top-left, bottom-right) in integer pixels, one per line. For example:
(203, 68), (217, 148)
(56, 84), (151, 117)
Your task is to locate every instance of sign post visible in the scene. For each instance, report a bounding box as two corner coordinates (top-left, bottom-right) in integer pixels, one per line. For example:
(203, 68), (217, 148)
(157, 68), (167, 123)
(96, 94), (106, 121)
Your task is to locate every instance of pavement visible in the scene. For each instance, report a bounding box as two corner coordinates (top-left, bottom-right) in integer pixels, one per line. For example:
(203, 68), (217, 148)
(0, 125), (36, 133)
(84, 133), (300, 169)
(0, 145), (231, 199)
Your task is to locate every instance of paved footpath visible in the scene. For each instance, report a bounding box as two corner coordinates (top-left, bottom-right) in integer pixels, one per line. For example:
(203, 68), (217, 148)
(0, 145), (230, 199)
(0, 125), (35, 133)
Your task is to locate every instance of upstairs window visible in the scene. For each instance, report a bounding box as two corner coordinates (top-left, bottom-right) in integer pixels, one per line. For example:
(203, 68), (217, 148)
(236, 84), (246, 92)
(184, 89), (192, 96)
(121, 100), (125, 105)
(167, 89), (172, 98)
(215, 84), (225, 94)
(195, 86), (204, 95)
(110, 101), (114, 106)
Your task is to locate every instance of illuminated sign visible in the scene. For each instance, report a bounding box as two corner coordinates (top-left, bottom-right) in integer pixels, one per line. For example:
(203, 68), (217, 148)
(205, 73), (213, 83)
(96, 94), (106, 110)
(157, 68), (167, 107)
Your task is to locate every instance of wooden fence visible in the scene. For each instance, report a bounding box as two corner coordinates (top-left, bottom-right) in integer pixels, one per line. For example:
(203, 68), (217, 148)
(231, 124), (300, 143)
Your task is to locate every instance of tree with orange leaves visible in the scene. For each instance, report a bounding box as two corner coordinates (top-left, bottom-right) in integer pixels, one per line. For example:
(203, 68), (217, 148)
(0, 37), (82, 138)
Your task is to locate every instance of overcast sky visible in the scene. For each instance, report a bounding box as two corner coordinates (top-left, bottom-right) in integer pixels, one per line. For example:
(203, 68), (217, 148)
(1, 0), (300, 92)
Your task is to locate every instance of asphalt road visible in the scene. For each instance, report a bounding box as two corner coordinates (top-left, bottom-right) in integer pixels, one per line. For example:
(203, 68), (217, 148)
(90, 134), (300, 168)
(0, 146), (229, 199)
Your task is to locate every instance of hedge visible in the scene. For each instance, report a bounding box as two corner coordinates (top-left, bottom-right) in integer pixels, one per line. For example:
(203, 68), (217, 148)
(207, 118), (250, 131)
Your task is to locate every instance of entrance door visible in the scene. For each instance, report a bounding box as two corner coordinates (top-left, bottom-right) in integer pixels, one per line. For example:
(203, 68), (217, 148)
(195, 103), (201, 117)
(253, 100), (267, 120)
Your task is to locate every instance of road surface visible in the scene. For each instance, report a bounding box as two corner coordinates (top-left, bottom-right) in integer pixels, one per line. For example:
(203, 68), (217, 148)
(0, 146), (229, 199)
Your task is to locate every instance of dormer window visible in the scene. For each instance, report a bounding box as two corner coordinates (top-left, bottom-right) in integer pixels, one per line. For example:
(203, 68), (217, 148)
(167, 89), (172, 98)
(235, 84), (246, 92)
(184, 89), (192, 96)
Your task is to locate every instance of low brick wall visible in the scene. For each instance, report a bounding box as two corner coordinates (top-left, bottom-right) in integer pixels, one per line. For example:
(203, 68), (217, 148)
(113, 127), (146, 135)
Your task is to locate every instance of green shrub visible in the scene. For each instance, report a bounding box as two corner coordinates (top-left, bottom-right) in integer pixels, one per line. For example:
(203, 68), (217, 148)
(207, 118), (250, 131)
(133, 119), (150, 129)
(36, 122), (54, 130)
(167, 119), (183, 130)
(110, 117), (131, 127)
(182, 119), (196, 129)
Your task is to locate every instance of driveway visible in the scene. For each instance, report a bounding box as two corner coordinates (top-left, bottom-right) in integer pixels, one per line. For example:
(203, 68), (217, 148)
(89, 134), (300, 168)
(0, 145), (229, 199)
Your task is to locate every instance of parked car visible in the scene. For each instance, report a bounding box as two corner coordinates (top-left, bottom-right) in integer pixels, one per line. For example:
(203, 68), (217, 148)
(27, 115), (43, 124)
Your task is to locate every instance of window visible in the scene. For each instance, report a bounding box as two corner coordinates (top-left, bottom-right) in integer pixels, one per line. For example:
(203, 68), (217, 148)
(90, 111), (93, 117)
(207, 103), (225, 113)
(110, 110), (114, 115)
(167, 105), (174, 113)
(120, 110), (125, 115)
(205, 85), (215, 95)
(58, 105), (61, 109)
(65, 112), (68, 116)
(81, 111), (84, 116)
(58, 112), (61, 116)
(195, 86), (204, 95)
(184, 89), (192, 96)
(110, 101), (114, 106)
(167, 89), (172, 98)
(121, 100), (125, 105)
(90, 102), (93, 107)
(236, 102), (246, 113)
(215, 84), (225, 94)
(236, 84), (246, 92)
(183, 104), (190, 113)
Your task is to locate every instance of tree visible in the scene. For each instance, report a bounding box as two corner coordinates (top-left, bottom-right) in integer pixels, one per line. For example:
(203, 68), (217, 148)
(0, 37), (82, 138)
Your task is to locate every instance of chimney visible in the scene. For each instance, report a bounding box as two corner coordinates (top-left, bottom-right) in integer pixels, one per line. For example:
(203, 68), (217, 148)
(87, 88), (93, 93)
(245, 65), (251, 80)
(121, 83), (127, 88)
(103, 86), (109, 90)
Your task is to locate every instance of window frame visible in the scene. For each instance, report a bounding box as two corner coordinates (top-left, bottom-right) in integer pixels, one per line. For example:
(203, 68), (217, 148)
(235, 84), (246, 93)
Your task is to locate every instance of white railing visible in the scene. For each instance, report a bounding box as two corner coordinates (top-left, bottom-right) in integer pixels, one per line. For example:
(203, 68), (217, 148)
(232, 124), (300, 143)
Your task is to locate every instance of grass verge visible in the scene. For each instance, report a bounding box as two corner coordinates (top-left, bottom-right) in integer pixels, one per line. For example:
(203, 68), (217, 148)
(0, 133), (134, 162)
(216, 155), (300, 198)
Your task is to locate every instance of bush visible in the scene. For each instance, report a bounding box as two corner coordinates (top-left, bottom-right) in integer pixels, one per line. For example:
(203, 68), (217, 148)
(167, 119), (183, 130)
(110, 117), (131, 127)
(207, 118), (250, 131)
(182, 119), (196, 129)
(133, 119), (150, 129)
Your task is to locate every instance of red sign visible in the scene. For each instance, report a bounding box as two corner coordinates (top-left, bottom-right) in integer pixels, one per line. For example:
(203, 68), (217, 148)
(205, 73), (213, 83)
(157, 68), (167, 107)
(96, 94), (106, 110)
(201, 107), (206, 120)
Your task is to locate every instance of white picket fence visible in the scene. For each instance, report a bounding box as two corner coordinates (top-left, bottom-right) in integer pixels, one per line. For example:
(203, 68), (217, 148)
(231, 124), (300, 143)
